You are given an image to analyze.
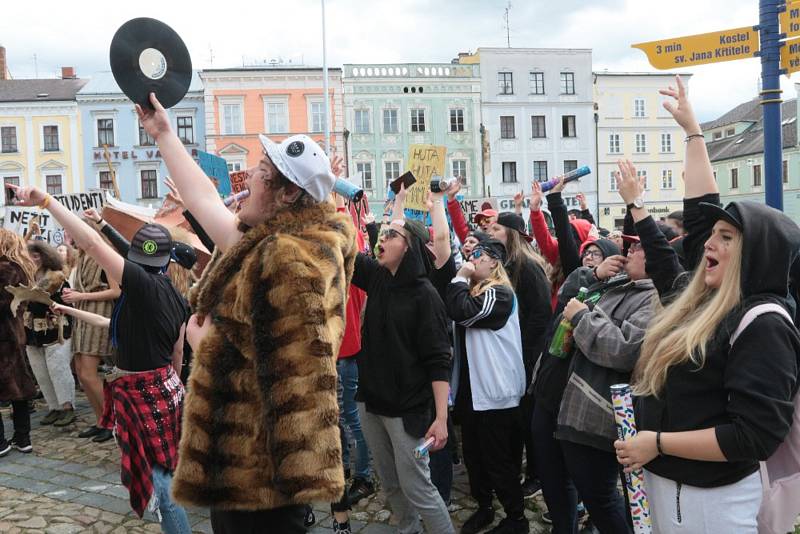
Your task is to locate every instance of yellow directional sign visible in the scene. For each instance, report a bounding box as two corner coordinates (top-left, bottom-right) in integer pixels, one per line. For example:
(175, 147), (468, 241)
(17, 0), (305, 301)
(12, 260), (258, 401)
(781, 4), (800, 39)
(782, 37), (800, 74)
(632, 27), (759, 70)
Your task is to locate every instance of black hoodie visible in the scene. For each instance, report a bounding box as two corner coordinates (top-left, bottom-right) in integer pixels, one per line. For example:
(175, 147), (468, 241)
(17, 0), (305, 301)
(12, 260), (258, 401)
(635, 200), (800, 488)
(352, 231), (452, 433)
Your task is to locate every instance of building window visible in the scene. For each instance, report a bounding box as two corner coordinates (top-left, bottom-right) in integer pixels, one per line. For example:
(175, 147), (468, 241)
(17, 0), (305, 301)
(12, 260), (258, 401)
(531, 116), (546, 138)
(609, 133), (621, 153)
(311, 102), (326, 133)
(97, 118), (114, 146)
(713, 131), (722, 140)
(411, 109), (426, 132)
(661, 133), (672, 153)
(635, 133), (647, 153)
(753, 164), (762, 187)
(99, 171), (114, 191)
(138, 121), (154, 146)
(3, 176), (19, 204)
(1, 127), (17, 153)
(502, 161), (517, 183)
(634, 98), (646, 118)
(222, 102), (243, 135)
(449, 109), (465, 132)
(564, 160), (578, 174)
(227, 161), (243, 173)
(383, 109), (399, 133)
(731, 168), (739, 189)
(661, 169), (674, 189)
(141, 169), (158, 199)
(45, 174), (62, 195)
(498, 72), (513, 94)
(533, 161), (548, 182)
(529, 72), (545, 94)
(562, 115), (576, 137)
(356, 162), (373, 190)
(726, 128), (735, 137)
(637, 169), (648, 190)
(266, 101), (288, 133)
(609, 171), (618, 192)
(783, 160), (789, 184)
(354, 109), (370, 134)
(560, 72), (575, 95)
(177, 116), (194, 144)
(43, 125), (59, 152)
(384, 161), (400, 183)
(500, 116), (515, 139)
(452, 159), (467, 184)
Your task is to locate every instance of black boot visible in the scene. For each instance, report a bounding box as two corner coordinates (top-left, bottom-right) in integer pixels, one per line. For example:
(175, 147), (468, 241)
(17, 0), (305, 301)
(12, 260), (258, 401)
(461, 506), (495, 534)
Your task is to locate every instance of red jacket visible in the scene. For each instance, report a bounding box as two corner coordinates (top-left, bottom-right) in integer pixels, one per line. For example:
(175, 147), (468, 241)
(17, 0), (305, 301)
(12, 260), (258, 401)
(447, 198), (470, 243)
(338, 208), (367, 359)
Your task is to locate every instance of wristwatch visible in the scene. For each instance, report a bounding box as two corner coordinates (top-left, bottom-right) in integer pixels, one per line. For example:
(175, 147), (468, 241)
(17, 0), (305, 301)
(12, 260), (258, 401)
(627, 197), (644, 210)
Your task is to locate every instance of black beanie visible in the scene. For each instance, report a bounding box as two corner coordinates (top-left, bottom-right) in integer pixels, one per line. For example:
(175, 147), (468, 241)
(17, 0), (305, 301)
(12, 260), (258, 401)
(584, 238), (620, 259)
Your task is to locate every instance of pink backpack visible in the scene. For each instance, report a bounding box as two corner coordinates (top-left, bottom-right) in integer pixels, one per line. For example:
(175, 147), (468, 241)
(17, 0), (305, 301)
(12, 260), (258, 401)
(729, 303), (800, 534)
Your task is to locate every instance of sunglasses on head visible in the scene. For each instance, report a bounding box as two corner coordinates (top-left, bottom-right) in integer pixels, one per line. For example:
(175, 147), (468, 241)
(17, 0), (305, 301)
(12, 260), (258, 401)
(470, 248), (499, 261)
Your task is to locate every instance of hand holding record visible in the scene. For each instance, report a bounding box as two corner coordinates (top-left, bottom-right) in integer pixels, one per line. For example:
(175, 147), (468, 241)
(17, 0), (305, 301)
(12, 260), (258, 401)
(136, 93), (172, 143)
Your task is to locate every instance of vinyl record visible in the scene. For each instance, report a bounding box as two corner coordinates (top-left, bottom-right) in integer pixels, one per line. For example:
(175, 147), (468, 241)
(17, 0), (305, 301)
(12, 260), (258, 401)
(109, 17), (192, 109)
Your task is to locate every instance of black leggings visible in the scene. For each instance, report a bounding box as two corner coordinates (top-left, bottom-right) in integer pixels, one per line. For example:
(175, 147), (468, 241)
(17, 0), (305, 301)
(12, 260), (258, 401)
(210, 505), (307, 534)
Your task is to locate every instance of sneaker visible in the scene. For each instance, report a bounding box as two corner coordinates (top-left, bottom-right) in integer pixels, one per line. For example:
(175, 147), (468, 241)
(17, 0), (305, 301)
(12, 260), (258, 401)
(346, 477), (375, 504)
(0, 442), (10, 457)
(40, 410), (61, 425)
(53, 409), (76, 427)
(92, 429), (113, 443)
(10, 435), (32, 453)
(333, 519), (352, 534)
(78, 425), (103, 438)
(486, 517), (528, 534)
(541, 511), (552, 524)
(460, 506), (494, 534)
(521, 477), (541, 499)
(303, 505), (315, 527)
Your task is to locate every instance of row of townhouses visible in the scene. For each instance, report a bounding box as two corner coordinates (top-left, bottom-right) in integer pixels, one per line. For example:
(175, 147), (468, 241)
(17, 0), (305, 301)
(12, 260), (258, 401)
(9, 44), (779, 229)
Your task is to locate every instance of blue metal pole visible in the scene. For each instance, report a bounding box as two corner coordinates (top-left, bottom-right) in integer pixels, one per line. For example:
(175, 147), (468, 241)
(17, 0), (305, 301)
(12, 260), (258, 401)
(760, 0), (784, 210)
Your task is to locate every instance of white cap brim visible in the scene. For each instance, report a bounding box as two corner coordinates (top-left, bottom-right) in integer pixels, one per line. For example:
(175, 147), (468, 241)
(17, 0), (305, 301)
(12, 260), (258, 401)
(258, 134), (302, 190)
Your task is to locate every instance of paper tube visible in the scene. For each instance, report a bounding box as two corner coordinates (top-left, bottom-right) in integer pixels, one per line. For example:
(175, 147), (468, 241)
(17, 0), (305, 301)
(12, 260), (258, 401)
(611, 383), (652, 534)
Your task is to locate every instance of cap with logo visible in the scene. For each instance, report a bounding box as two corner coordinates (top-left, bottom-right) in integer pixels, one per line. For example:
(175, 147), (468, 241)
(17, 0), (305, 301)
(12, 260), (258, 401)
(258, 134), (335, 202)
(128, 223), (173, 268)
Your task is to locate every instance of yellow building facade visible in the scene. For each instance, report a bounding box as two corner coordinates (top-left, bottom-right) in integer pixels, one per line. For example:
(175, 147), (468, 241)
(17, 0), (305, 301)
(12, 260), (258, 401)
(0, 78), (87, 213)
(593, 72), (690, 230)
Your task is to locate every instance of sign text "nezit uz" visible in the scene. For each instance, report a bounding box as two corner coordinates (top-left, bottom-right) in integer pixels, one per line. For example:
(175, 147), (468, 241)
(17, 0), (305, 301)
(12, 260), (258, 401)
(632, 27), (759, 70)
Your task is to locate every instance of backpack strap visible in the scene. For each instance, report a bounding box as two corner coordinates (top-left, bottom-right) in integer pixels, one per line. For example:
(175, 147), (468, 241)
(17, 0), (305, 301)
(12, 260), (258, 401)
(729, 303), (793, 347)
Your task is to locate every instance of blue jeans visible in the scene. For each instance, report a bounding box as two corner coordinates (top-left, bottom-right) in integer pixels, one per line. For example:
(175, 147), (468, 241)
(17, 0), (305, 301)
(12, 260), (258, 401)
(152, 465), (192, 534)
(337, 357), (371, 480)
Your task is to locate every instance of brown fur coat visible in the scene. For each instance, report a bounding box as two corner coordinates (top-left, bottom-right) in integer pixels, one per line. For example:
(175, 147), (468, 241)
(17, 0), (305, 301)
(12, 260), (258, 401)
(0, 259), (36, 401)
(172, 201), (356, 510)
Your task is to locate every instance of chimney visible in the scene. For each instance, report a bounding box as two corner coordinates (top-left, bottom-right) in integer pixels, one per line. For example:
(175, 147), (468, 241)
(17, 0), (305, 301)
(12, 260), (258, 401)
(0, 47), (7, 80)
(61, 66), (76, 79)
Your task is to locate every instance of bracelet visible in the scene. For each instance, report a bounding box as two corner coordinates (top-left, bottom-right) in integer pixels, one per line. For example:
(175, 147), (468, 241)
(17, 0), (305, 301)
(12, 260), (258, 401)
(38, 195), (51, 210)
(656, 431), (664, 456)
(684, 133), (704, 142)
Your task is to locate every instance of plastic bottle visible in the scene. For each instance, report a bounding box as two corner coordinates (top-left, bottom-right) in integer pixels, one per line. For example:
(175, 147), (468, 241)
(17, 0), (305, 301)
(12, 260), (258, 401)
(549, 287), (588, 358)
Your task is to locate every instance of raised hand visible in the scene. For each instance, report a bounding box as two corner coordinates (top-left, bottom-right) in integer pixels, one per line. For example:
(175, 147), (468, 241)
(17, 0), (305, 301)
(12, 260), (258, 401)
(443, 179), (462, 199)
(550, 175), (567, 194)
(530, 181), (544, 211)
(83, 208), (102, 223)
(659, 75), (701, 134)
(615, 160), (644, 205)
(513, 190), (525, 210)
(164, 177), (184, 209)
(330, 154), (345, 178)
(135, 93), (173, 143)
(576, 192), (588, 210)
(4, 183), (46, 207)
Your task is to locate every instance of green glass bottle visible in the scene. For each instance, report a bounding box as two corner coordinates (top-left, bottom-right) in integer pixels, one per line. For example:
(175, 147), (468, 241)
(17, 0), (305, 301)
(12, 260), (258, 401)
(549, 287), (588, 358)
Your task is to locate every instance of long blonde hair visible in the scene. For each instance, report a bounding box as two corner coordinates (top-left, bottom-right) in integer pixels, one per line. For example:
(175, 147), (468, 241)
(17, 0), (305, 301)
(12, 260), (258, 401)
(0, 229), (36, 284)
(471, 258), (513, 297)
(634, 232), (743, 397)
(504, 228), (547, 288)
(166, 226), (195, 299)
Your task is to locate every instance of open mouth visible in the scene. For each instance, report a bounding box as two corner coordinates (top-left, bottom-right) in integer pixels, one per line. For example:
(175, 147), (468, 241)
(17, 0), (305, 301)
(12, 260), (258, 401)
(377, 245), (385, 258)
(706, 256), (719, 270)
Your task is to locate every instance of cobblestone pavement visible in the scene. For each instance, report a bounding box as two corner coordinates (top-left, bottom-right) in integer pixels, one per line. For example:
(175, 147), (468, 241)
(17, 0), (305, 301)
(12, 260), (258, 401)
(0, 393), (598, 533)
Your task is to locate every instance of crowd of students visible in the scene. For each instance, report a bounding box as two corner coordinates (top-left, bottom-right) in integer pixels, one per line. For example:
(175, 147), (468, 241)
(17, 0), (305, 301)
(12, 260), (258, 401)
(0, 74), (798, 534)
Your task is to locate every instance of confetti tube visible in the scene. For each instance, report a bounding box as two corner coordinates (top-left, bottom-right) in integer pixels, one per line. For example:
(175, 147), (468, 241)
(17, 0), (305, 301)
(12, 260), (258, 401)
(611, 383), (652, 534)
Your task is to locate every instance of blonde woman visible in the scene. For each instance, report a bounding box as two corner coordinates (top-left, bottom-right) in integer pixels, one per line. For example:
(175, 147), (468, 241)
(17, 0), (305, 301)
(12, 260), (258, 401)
(614, 161), (800, 532)
(0, 229), (38, 455)
(446, 238), (527, 534)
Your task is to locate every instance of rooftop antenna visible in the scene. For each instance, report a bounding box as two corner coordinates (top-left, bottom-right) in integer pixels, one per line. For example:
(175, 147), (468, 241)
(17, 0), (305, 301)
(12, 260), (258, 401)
(208, 44), (214, 66)
(33, 53), (38, 78)
(504, 1), (512, 48)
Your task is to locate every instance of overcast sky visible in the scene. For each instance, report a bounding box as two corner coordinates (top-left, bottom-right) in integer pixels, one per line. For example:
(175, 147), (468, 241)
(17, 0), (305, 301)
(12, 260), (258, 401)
(1, 0), (795, 122)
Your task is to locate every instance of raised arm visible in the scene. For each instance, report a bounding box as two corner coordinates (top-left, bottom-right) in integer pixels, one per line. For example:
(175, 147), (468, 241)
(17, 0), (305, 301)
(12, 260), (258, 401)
(547, 179), (581, 276)
(7, 184), (124, 284)
(51, 302), (110, 328)
(136, 93), (239, 252)
(529, 181), (559, 265)
(427, 191), (451, 269)
(660, 75), (717, 199)
(444, 181), (469, 243)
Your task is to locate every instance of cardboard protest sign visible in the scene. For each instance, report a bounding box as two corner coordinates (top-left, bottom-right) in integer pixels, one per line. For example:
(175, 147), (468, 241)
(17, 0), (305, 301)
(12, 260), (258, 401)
(405, 145), (446, 212)
(229, 171), (248, 195)
(2, 191), (106, 244)
(198, 150), (232, 196)
(458, 197), (498, 224)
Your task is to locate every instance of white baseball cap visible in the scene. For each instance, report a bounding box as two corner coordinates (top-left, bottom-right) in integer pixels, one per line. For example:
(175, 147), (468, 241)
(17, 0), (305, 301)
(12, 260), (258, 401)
(258, 134), (335, 202)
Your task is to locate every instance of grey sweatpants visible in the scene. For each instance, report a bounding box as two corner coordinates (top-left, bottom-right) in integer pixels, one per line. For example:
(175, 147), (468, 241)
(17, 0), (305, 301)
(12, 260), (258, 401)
(644, 468), (761, 533)
(27, 341), (75, 410)
(359, 404), (455, 534)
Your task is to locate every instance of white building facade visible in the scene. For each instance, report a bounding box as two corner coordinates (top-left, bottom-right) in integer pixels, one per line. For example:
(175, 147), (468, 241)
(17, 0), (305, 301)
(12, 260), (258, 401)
(474, 48), (596, 216)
